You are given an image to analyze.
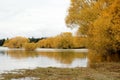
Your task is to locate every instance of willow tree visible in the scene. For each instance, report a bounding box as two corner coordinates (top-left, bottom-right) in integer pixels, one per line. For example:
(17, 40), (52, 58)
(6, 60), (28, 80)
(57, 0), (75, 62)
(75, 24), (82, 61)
(66, 0), (120, 61)
(3, 36), (29, 48)
(55, 32), (73, 49)
(37, 37), (55, 48)
(24, 43), (37, 51)
(66, 0), (104, 35)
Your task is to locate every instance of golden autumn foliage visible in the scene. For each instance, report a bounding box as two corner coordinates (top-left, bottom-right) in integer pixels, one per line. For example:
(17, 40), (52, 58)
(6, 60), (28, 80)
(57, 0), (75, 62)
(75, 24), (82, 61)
(24, 43), (37, 51)
(66, 0), (120, 62)
(73, 36), (87, 48)
(3, 36), (29, 48)
(37, 32), (86, 49)
(88, 0), (120, 58)
(37, 37), (55, 48)
(55, 32), (73, 49)
(3, 32), (86, 49)
(37, 32), (72, 49)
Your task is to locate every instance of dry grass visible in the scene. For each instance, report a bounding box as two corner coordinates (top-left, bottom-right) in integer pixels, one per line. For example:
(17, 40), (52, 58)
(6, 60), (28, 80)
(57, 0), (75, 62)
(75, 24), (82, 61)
(0, 62), (120, 80)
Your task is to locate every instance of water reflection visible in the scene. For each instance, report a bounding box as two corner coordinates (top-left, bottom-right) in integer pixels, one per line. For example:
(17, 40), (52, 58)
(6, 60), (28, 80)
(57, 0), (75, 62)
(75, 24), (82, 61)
(6, 50), (38, 59)
(6, 50), (87, 64)
(87, 51), (120, 67)
(38, 52), (87, 64)
(0, 48), (88, 72)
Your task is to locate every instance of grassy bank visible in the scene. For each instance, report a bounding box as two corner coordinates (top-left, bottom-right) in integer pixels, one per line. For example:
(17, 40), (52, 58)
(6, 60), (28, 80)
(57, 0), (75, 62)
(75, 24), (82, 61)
(0, 63), (120, 80)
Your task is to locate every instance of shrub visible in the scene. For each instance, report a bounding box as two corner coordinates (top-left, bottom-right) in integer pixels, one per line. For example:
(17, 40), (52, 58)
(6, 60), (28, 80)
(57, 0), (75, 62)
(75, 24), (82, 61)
(24, 43), (37, 51)
(3, 36), (29, 48)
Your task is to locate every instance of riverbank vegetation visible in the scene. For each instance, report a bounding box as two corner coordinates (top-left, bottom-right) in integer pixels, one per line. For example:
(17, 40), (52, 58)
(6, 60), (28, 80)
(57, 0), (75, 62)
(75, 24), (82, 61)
(2, 32), (87, 50)
(24, 43), (37, 51)
(3, 36), (29, 48)
(0, 39), (5, 46)
(66, 0), (120, 62)
(37, 32), (86, 49)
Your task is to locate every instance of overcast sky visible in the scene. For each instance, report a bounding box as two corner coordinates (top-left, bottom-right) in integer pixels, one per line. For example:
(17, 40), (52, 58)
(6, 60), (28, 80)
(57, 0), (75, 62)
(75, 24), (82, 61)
(0, 0), (76, 39)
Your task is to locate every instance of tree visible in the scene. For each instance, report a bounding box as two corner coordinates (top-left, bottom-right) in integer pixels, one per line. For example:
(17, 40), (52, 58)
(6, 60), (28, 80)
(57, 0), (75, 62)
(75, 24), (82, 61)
(37, 37), (55, 48)
(0, 39), (5, 46)
(3, 36), (29, 48)
(73, 36), (86, 48)
(66, 0), (104, 35)
(55, 32), (73, 49)
(88, 0), (120, 61)
(24, 43), (37, 51)
(37, 32), (74, 49)
(66, 0), (120, 62)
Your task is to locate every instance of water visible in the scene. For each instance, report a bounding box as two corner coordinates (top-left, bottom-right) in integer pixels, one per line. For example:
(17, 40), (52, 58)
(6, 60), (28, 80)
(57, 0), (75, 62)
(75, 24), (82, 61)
(0, 47), (88, 73)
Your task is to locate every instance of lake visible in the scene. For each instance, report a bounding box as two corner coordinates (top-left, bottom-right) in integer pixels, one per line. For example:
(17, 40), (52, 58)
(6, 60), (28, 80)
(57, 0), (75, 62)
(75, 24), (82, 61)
(0, 47), (88, 73)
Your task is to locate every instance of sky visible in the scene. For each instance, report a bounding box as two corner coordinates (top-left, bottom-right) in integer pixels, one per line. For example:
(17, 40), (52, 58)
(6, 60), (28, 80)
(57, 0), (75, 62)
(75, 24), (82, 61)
(0, 0), (76, 39)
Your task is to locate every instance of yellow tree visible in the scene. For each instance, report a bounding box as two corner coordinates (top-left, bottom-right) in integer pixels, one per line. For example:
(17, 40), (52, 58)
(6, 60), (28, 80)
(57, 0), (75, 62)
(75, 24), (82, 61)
(37, 37), (55, 48)
(66, 0), (104, 35)
(24, 43), (37, 51)
(73, 36), (87, 48)
(55, 32), (73, 49)
(37, 32), (73, 49)
(89, 0), (120, 61)
(37, 39), (46, 48)
(66, 0), (120, 62)
(3, 36), (29, 48)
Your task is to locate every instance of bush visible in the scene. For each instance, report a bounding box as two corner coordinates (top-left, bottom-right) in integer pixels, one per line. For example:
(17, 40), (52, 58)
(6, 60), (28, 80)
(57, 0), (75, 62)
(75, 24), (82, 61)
(3, 36), (29, 48)
(24, 43), (37, 51)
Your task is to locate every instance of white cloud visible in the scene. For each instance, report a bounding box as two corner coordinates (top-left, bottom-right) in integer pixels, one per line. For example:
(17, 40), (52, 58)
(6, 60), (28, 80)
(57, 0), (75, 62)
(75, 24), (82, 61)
(0, 0), (72, 39)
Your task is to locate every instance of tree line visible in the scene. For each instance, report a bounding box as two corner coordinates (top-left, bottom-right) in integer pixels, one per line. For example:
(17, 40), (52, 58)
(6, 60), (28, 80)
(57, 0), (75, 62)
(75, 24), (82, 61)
(2, 32), (86, 50)
(37, 32), (86, 49)
(0, 39), (5, 46)
(0, 37), (45, 46)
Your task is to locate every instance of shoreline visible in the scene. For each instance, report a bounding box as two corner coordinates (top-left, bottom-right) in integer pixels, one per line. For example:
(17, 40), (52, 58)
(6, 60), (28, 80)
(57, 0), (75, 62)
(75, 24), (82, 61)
(0, 62), (120, 80)
(0, 47), (88, 52)
(36, 48), (88, 52)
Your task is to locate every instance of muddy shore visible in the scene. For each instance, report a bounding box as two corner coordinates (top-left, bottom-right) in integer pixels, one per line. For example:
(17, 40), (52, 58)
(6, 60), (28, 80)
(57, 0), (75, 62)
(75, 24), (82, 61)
(0, 62), (120, 80)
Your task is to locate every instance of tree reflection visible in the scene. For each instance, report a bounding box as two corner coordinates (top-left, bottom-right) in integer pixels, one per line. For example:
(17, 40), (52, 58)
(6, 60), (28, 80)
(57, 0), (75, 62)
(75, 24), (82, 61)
(6, 50), (38, 59)
(88, 50), (120, 67)
(6, 50), (87, 64)
(37, 52), (87, 64)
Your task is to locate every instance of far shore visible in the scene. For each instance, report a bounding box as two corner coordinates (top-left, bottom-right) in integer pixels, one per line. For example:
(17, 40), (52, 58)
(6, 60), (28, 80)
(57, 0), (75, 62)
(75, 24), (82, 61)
(0, 46), (88, 52)
(36, 48), (88, 52)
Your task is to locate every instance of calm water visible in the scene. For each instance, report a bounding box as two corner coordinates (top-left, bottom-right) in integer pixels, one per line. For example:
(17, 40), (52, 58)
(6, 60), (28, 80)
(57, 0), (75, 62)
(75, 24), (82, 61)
(0, 47), (88, 73)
